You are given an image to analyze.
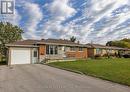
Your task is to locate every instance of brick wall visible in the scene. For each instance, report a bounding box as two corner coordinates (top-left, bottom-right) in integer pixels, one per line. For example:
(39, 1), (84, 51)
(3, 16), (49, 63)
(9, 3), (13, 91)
(39, 45), (88, 60)
(65, 48), (88, 59)
(39, 45), (46, 62)
(39, 45), (46, 55)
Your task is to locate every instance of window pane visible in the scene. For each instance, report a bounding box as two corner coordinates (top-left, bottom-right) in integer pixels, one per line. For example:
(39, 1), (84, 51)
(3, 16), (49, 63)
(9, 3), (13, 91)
(50, 46), (53, 54)
(79, 47), (83, 51)
(55, 46), (58, 54)
(96, 49), (102, 54)
(70, 47), (76, 51)
(46, 45), (58, 55)
(46, 45), (49, 54)
(34, 51), (37, 57)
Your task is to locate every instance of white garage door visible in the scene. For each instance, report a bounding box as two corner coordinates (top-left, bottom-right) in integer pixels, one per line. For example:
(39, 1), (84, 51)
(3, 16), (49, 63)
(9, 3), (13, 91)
(11, 48), (31, 65)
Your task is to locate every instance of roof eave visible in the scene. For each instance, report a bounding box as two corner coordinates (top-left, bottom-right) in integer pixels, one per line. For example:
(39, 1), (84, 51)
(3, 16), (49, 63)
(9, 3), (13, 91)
(37, 42), (86, 47)
(5, 44), (39, 48)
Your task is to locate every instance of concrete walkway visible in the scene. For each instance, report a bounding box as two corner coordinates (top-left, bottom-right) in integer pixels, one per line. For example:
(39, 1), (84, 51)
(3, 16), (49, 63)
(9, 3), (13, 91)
(0, 64), (130, 92)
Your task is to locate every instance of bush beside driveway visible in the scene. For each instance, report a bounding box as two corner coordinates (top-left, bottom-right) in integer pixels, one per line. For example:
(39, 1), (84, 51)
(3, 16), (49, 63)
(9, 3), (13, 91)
(48, 58), (130, 86)
(0, 55), (6, 65)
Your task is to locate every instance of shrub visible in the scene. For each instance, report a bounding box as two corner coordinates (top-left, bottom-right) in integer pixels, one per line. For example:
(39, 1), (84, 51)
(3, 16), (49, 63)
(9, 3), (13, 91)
(123, 54), (130, 58)
(94, 54), (101, 59)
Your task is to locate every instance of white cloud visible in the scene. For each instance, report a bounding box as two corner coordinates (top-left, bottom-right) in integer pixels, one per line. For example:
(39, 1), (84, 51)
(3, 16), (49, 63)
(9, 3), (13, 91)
(13, 10), (22, 25)
(22, 2), (43, 39)
(41, 0), (76, 39)
(91, 7), (130, 44)
(49, 0), (76, 20)
(40, 0), (130, 44)
(75, 0), (130, 44)
(13, 0), (130, 44)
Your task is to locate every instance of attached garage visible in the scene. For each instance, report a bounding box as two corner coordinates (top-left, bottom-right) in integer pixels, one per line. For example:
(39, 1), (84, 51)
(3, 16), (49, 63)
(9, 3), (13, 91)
(6, 40), (39, 65)
(6, 40), (40, 65)
(10, 48), (31, 65)
(7, 46), (39, 65)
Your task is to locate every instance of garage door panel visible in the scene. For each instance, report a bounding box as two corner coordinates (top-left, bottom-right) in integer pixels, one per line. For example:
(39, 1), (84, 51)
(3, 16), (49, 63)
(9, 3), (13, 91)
(11, 48), (31, 64)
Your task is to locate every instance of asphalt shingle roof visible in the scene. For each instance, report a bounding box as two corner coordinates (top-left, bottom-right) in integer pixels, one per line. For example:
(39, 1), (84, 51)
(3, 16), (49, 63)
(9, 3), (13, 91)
(86, 43), (130, 50)
(6, 39), (86, 47)
(6, 39), (130, 50)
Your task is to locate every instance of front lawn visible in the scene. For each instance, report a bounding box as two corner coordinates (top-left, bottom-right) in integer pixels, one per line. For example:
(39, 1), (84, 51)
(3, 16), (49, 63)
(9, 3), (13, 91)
(48, 58), (130, 86)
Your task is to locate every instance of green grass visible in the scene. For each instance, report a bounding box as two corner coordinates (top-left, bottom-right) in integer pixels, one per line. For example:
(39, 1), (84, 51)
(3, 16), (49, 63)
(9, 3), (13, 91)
(48, 58), (130, 86)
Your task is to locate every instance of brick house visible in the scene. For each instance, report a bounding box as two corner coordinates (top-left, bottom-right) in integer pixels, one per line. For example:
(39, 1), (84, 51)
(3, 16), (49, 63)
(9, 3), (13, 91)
(86, 43), (129, 58)
(6, 39), (88, 65)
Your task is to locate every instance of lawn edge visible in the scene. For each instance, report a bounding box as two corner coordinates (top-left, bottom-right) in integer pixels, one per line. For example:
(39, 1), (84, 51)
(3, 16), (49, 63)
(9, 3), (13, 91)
(46, 64), (84, 75)
(46, 63), (130, 87)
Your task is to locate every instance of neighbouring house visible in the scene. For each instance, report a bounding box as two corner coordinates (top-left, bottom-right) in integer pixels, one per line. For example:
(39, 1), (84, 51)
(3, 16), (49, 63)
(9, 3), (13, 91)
(86, 43), (130, 58)
(6, 39), (88, 65)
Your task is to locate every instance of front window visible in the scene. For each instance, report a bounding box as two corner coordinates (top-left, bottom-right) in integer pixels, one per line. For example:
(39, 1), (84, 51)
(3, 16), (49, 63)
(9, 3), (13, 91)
(79, 47), (83, 51)
(70, 47), (76, 51)
(50, 46), (53, 54)
(46, 45), (58, 55)
(96, 49), (102, 54)
(34, 51), (37, 57)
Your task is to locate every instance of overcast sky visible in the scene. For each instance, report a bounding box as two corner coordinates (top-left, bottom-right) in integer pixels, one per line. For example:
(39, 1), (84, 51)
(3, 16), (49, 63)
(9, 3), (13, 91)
(1, 0), (130, 44)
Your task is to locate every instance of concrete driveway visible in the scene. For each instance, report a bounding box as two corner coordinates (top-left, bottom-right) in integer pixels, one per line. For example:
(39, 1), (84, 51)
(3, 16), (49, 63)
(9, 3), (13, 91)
(0, 64), (130, 92)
